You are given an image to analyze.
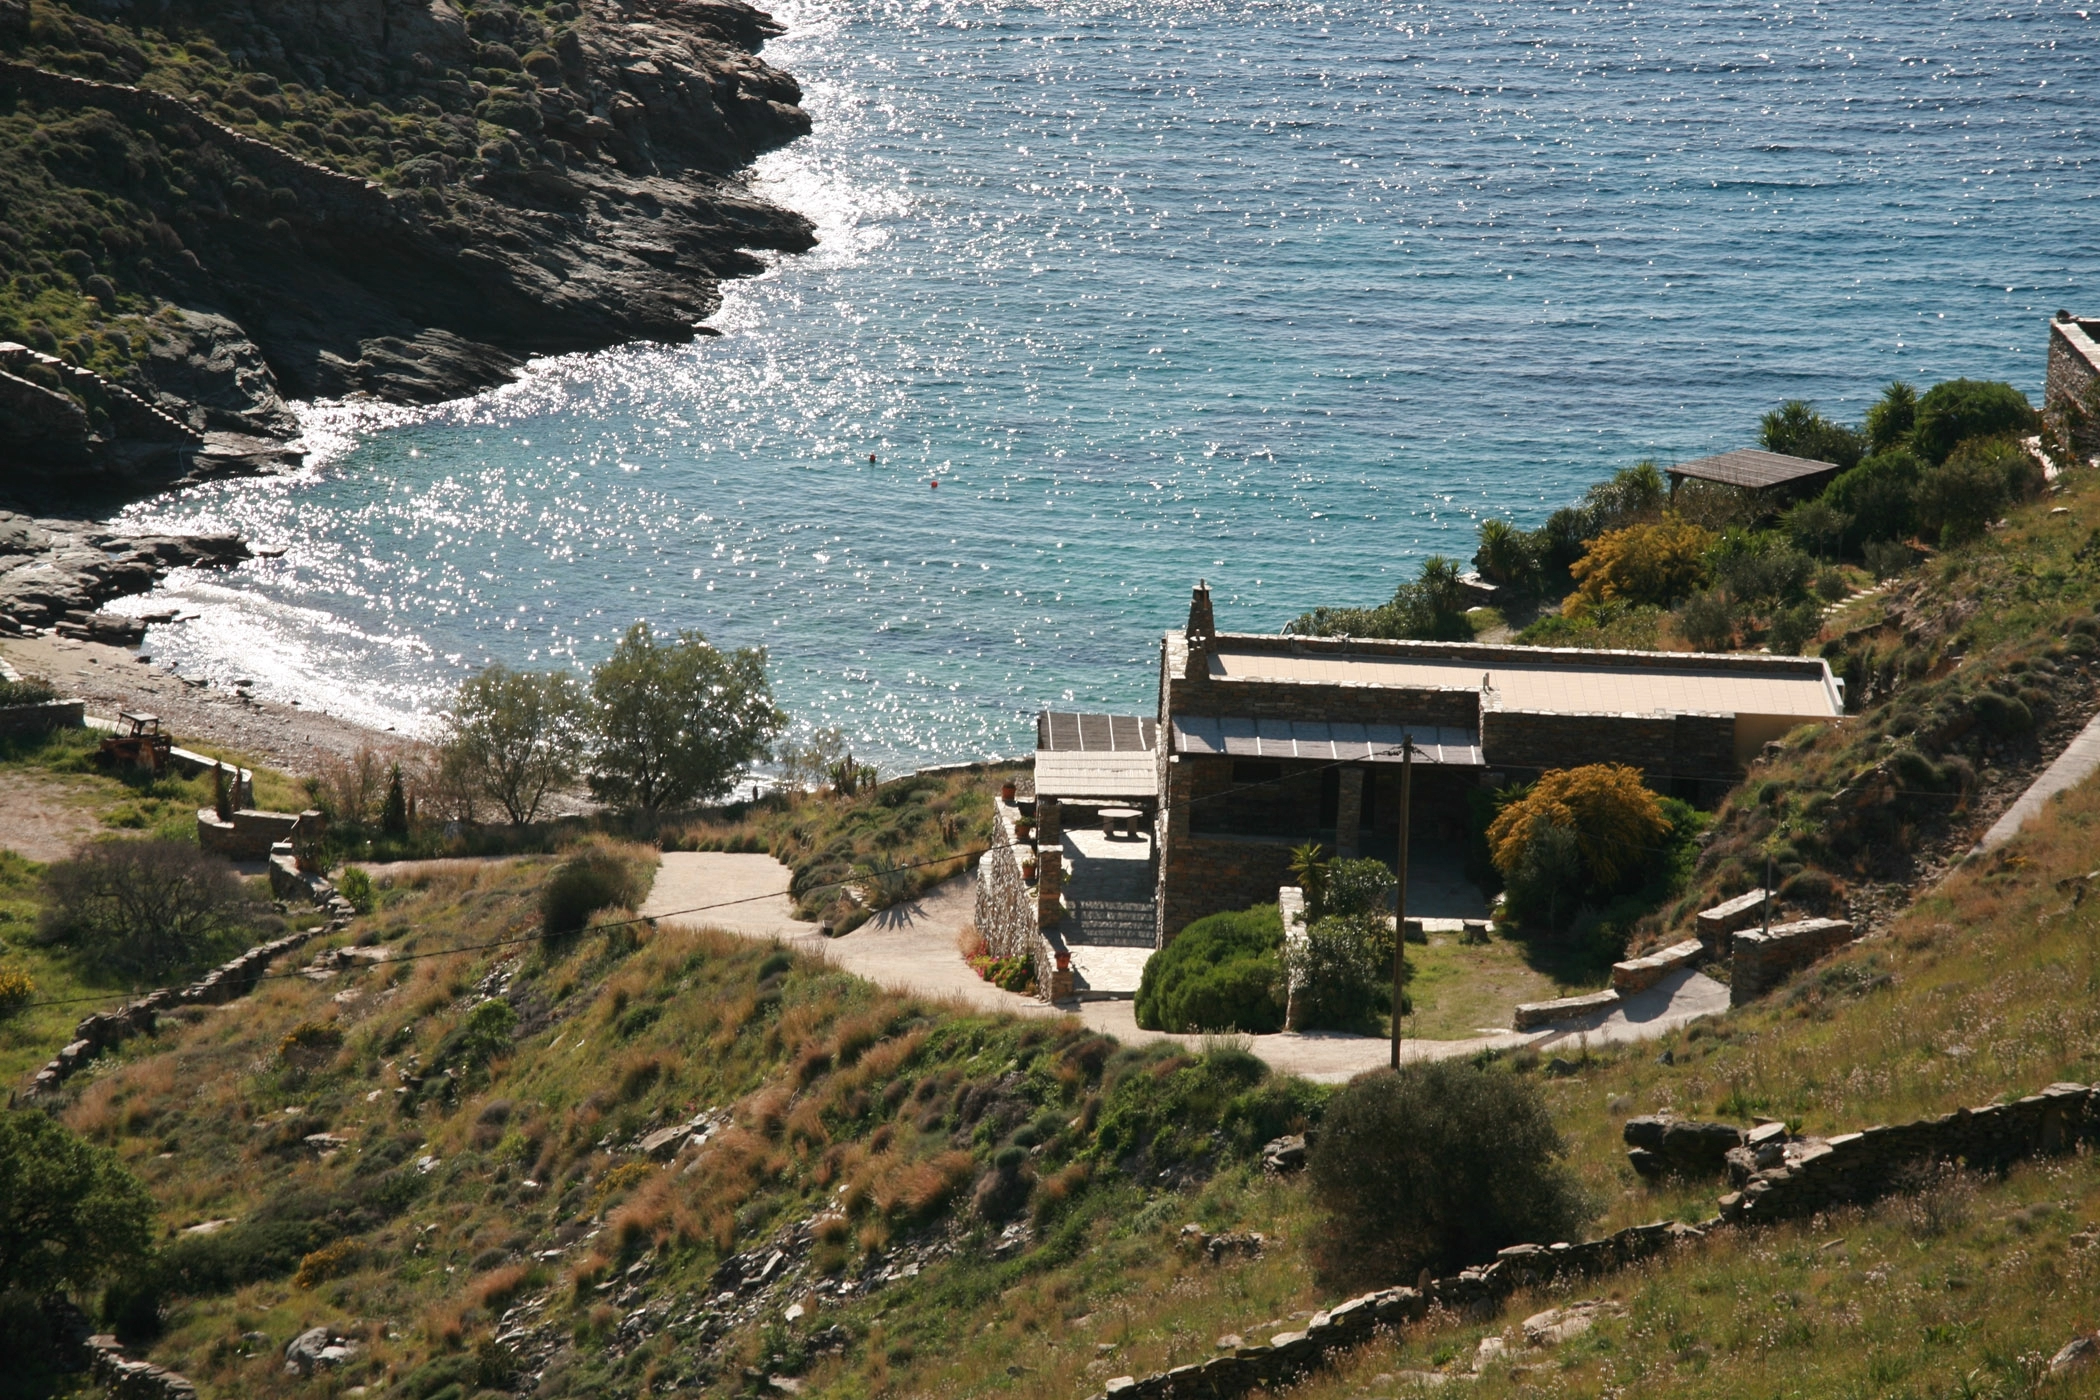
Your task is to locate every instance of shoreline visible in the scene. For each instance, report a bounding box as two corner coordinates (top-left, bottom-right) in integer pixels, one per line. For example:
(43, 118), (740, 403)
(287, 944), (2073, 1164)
(1, 630), (398, 773)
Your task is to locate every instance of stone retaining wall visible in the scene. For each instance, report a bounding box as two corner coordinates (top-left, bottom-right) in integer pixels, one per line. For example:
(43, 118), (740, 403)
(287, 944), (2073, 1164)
(974, 800), (1073, 1001)
(196, 807), (302, 860)
(1088, 1078), (2100, 1400)
(21, 927), (331, 1099)
(1722, 1081), (2099, 1226)
(1610, 938), (1704, 994)
(1513, 988), (1619, 1030)
(89, 1334), (197, 1400)
(1694, 888), (1772, 950)
(1729, 917), (1853, 1004)
(0, 698), (83, 736)
(1090, 1220), (1707, 1400)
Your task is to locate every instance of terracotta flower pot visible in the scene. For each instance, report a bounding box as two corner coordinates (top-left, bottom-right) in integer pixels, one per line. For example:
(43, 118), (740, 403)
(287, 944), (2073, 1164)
(1001, 781), (1017, 803)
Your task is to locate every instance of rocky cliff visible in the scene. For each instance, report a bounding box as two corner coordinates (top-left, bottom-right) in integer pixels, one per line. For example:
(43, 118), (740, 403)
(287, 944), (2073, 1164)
(0, 0), (813, 498)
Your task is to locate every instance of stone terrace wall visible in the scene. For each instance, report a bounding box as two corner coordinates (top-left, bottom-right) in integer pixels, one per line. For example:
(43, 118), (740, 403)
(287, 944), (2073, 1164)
(21, 926), (334, 1099)
(1723, 1081), (2098, 1225)
(0, 698), (83, 737)
(1091, 1220), (1707, 1400)
(1090, 1077), (2100, 1400)
(975, 800), (1071, 1000)
(89, 1334), (197, 1400)
(1730, 917), (1853, 1005)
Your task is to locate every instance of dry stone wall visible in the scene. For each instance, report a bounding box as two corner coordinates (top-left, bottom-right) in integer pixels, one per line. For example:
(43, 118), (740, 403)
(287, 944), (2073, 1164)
(21, 926), (333, 1099)
(974, 800), (1073, 1000)
(88, 1335), (197, 1400)
(1729, 917), (1853, 1004)
(0, 698), (83, 736)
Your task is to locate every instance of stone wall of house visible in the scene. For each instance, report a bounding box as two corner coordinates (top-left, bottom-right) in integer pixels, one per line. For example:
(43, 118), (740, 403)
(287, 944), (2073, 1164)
(974, 800), (1074, 1000)
(2047, 314), (2100, 459)
(1478, 707), (1737, 781)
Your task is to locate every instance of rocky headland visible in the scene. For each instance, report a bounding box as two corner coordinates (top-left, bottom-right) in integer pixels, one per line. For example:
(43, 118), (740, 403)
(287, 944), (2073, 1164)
(0, 0), (813, 624)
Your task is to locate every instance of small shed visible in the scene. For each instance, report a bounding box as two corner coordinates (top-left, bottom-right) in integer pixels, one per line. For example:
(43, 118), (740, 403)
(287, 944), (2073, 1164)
(1666, 448), (1844, 502)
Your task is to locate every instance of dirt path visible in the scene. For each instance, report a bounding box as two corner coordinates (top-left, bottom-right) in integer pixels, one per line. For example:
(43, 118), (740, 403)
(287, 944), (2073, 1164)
(647, 853), (1729, 1082)
(0, 770), (103, 862)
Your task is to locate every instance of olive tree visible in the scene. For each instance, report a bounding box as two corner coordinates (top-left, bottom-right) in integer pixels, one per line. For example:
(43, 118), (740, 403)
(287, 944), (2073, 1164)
(39, 840), (255, 981)
(587, 622), (786, 813)
(438, 663), (587, 825)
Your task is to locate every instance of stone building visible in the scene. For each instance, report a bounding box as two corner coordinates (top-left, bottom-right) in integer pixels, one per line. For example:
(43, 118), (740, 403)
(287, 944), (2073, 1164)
(2047, 310), (2100, 461)
(1148, 583), (1844, 942)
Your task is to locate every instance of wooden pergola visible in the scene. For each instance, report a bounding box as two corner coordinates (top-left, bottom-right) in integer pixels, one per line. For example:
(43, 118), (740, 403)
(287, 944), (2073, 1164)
(1666, 448), (1843, 503)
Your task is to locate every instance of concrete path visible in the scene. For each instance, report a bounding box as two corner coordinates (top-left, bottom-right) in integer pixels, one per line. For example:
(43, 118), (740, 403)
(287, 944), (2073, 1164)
(1972, 707), (2100, 854)
(645, 853), (1727, 1082)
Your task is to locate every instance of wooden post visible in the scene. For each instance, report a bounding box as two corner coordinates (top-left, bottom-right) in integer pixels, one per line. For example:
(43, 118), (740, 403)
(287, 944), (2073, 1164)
(1391, 734), (1413, 1071)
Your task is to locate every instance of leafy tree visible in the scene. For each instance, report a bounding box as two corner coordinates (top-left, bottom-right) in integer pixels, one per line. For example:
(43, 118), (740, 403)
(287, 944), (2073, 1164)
(1566, 516), (1714, 612)
(1783, 497), (1851, 562)
(1910, 379), (2037, 465)
(438, 664), (586, 825)
(1767, 601), (1823, 656)
(1707, 532), (1815, 608)
(1473, 517), (1540, 591)
(1284, 909), (1396, 1033)
(1488, 764), (1668, 892)
(1135, 905), (1285, 1033)
(1824, 448), (1923, 545)
(1915, 436), (2044, 545)
(1864, 380), (1917, 454)
(38, 840), (255, 980)
(587, 622), (787, 813)
(1673, 589), (1737, 652)
(1324, 857), (1396, 918)
(1308, 1062), (1592, 1286)
(0, 1111), (155, 1297)
(1286, 556), (1472, 642)
(1759, 398), (1866, 470)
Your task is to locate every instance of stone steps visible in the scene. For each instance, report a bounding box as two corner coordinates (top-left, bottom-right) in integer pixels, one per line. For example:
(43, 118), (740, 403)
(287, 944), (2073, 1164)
(1066, 899), (1156, 948)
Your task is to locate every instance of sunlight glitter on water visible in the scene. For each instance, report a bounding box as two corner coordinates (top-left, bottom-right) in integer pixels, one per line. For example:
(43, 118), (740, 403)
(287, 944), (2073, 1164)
(110, 0), (2095, 770)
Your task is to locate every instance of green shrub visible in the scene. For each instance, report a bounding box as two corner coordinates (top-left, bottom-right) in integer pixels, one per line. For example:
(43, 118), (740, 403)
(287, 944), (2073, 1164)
(1910, 378), (2037, 465)
(0, 676), (58, 707)
(1307, 1062), (1593, 1287)
(1135, 904), (1283, 1033)
(1916, 437), (2044, 546)
(539, 849), (639, 935)
(1283, 910), (1396, 1034)
(38, 839), (255, 981)
(1825, 448), (1922, 544)
(336, 865), (375, 914)
(1324, 858), (1395, 918)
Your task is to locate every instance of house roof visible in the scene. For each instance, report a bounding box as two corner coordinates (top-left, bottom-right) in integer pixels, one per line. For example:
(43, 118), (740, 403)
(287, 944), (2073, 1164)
(1171, 717), (1485, 766)
(1035, 711), (1159, 799)
(1207, 647), (1841, 719)
(1665, 448), (1844, 491)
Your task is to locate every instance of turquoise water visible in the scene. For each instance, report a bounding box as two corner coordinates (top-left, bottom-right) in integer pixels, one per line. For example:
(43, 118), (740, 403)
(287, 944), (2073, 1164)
(116, 0), (2096, 770)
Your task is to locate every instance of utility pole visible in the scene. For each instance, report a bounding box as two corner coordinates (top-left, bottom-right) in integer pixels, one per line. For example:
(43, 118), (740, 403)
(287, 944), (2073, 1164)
(1391, 733), (1414, 1071)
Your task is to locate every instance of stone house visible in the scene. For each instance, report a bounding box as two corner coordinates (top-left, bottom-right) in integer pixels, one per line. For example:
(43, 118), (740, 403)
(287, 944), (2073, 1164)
(1149, 583), (1844, 942)
(2048, 310), (2100, 460)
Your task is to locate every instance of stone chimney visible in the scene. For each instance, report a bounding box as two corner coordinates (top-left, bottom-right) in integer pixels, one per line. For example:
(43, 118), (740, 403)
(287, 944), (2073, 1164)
(1185, 579), (1216, 651)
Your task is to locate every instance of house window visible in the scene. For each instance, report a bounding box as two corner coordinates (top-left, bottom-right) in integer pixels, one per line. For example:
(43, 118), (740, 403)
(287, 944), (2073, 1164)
(1230, 760), (1282, 786)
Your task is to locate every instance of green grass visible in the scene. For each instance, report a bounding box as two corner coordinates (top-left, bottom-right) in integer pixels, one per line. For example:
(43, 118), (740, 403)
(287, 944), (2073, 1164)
(667, 762), (1025, 932)
(1399, 930), (1565, 1040)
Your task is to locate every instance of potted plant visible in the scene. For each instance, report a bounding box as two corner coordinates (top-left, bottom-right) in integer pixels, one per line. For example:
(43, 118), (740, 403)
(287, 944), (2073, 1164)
(1000, 780), (1017, 803)
(1021, 853), (1038, 881)
(1014, 816), (1034, 842)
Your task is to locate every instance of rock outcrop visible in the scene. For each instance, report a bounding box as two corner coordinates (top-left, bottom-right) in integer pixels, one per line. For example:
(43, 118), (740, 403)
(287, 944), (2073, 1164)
(0, 511), (251, 633)
(0, 0), (814, 493)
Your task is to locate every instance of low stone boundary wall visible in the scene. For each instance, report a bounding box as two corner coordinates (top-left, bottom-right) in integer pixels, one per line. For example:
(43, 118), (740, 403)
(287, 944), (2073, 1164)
(974, 801), (1072, 1001)
(21, 927), (333, 1099)
(196, 807), (301, 860)
(1623, 1115), (1744, 1177)
(1513, 988), (1619, 1030)
(89, 1334), (197, 1400)
(1611, 939), (1704, 995)
(1091, 1220), (1707, 1400)
(0, 698), (84, 736)
(1612, 938), (1705, 994)
(1722, 1081), (2099, 1225)
(1695, 888), (1771, 949)
(1730, 917), (1854, 1004)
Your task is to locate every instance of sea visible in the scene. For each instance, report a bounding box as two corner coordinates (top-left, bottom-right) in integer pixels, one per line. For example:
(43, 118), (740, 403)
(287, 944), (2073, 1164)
(110, 0), (2097, 774)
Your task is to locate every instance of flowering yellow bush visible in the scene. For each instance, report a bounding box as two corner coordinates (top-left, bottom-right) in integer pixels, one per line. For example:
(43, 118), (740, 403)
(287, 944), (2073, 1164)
(1488, 764), (1669, 890)
(1566, 515), (1715, 612)
(0, 966), (33, 1017)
